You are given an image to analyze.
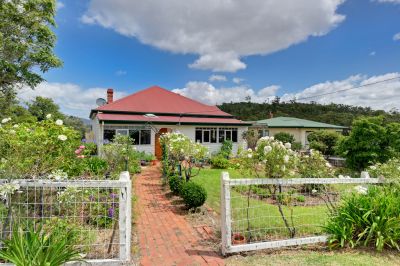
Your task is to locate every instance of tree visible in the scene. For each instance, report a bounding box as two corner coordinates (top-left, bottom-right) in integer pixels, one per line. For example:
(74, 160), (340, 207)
(308, 130), (342, 156)
(0, 0), (62, 95)
(337, 116), (391, 171)
(28, 96), (64, 121)
(274, 132), (295, 144)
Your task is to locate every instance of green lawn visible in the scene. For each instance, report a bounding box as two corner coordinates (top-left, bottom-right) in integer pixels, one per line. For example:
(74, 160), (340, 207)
(227, 250), (400, 266)
(193, 168), (329, 239)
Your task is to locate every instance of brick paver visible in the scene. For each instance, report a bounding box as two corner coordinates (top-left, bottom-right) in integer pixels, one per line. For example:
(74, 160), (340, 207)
(135, 164), (225, 266)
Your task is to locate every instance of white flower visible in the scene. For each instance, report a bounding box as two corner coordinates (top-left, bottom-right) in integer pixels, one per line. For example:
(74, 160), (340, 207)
(284, 142), (291, 149)
(247, 148), (252, 152)
(9, 130), (15, 134)
(264, 145), (272, 154)
(369, 165), (377, 170)
(55, 119), (63, 126)
(1, 118), (11, 124)
(284, 155), (289, 163)
(270, 136), (274, 140)
(338, 174), (344, 179)
(325, 162), (332, 168)
(309, 149), (314, 155)
(312, 189), (318, 194)
(13, 124), (19, 128)
(354, 185), (368, 195)
(180, 148), (184, 153)
(46, 114), (52, 119)
(247, 153), (252, 158)
(58, 135), (67, 141)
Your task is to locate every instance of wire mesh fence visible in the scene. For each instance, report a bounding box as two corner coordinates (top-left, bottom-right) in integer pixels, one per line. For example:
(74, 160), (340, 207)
(0, 172), (131, 264)
(220, 172), (383, 254)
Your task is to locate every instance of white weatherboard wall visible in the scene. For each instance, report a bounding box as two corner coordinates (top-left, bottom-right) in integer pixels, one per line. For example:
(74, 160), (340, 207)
(92, 119), (248, 156)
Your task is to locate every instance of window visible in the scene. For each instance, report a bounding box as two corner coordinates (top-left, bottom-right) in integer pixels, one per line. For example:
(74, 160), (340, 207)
(103, 129), (116, 143)
(140, 130), (151, 145)
(219, 128), (238, 143)
(129, 130), (140, 145)
(116, 129), (128, 136)
(129, 129), (151, 145)
(258, 129), (269, 138)
(195, 128), (217, 143)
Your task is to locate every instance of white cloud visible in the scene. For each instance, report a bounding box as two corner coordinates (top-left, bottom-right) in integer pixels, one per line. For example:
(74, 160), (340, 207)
(233, 77), (244, 84)
(375, 0), (400, 3)
(209, 75), (227, 82)
(115, 70), (127, 76)
(281, 73), (400, 111)
(82, 0), (345, 72)
(173, 82), (278, 105)
(393, 33), (400, 41)
(56, 1), (65, 10)
(18, 82), (127, 118)
(369, 51), (376, 56)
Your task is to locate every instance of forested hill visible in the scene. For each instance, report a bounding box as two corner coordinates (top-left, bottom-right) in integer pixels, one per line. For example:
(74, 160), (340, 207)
(218, 101), (400, 127)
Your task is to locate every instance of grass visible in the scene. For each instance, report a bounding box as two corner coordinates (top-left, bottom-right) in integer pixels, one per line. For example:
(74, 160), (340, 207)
(192, 168), (329, 239)
(192, 168), (400, 264)
(226, 249), (400, 266)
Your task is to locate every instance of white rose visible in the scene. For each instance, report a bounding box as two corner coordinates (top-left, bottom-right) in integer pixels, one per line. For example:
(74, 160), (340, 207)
(1, 118), (9, 123)
(55, 119), (63, 126)
(247, 148), (252, 152)
(354, 185), (368, 195)
(284, 143), (291, 149)
(13, 124), (19, 128)
(312, 189), (318, 194)
(58, 135), (67, 141)
(326, 162), (332, 168)
(247, 153), (252, 158)
(369, 165), (377, 170)
(284, 155), (289, 163)
(264, 145), (272, 154)
(270, 136), (274, 140)
(46, 114), (52, 119)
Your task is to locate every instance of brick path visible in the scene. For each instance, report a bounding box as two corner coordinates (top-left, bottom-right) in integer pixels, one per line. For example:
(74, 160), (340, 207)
(135, 164), (225, 266)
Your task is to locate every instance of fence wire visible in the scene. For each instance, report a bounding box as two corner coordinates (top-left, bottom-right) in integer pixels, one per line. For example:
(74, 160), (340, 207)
(0, 178), (130, 262)
(221, 174), (383, 253)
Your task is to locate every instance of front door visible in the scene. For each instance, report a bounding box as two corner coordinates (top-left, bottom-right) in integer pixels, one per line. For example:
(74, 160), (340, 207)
(155, 128), (169, 159)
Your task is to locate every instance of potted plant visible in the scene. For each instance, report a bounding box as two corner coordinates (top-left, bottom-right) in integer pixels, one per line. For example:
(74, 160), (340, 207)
(232, 233), (246, 245)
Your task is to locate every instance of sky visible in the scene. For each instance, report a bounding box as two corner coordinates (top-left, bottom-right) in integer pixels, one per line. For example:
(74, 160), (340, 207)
(18, 0), (400, 118)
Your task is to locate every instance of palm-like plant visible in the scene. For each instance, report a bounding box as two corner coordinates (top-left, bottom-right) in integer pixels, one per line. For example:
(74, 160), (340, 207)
(0, 223), (83, 266)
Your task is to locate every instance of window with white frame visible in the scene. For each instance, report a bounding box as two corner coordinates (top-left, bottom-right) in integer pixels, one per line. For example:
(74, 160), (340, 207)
(104, 127), (151, 145)
(195, 127), (217, 143)
(218, 128), (238, 143)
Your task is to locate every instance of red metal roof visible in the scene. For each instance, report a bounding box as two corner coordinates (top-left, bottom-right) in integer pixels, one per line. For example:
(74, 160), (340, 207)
(95, 86), (231, 117)
(97, 113), (249, 125)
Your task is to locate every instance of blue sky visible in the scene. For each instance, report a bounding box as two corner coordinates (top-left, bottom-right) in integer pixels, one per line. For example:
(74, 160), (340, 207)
(20, 0), (400, 118)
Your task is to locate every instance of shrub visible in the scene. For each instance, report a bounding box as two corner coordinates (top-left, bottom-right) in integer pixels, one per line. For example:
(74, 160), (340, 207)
(0, 223), (83, 265)
(308, 130), (342, 156)
(273, 132), (295, 144)
(180, 182), (207, 209)
(210, 155), (230, 169)
(220, 140), (233, 158)
(85, 156), (108, 176)
(336, 116), (399, 170)
(169, 175), (184, 195)
(368, 158), (400, 179)
(291, 142), (302, 151)
(324, 185), (400, 251)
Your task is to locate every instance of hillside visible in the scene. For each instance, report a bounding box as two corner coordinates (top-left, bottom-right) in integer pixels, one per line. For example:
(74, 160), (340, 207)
(218, 100), (400, 127)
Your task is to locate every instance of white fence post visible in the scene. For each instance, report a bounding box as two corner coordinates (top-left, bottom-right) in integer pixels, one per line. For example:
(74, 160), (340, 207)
(119, 171), (132, 262)
(220, 171), (231, 255)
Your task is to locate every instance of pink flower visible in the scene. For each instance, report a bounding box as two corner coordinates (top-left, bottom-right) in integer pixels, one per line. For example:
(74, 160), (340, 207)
(75, 149), (81, 154)
(79, 145), (85, 149)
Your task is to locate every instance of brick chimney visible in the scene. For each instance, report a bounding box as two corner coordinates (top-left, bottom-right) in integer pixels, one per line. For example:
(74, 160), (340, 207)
(107, 88), (114, 104)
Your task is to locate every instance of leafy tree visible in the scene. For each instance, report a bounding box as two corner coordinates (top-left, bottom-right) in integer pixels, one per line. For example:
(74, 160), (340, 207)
(386, 123), (400, 157)
(274, 132), (295, 144)
(242, 129), (259, 150)
(0, 0), (62, 95)
(28, 96), (64, 121)
(337, 116), (391, 170)
(308, 130), (342, 156)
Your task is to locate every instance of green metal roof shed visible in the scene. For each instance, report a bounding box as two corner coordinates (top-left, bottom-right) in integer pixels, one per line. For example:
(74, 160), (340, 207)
(252, 117), (347, 129)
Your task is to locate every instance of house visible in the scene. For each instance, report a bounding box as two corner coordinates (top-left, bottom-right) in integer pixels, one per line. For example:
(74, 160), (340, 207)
(90, 86), (251, 158)
(250, 116), (347, 148)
